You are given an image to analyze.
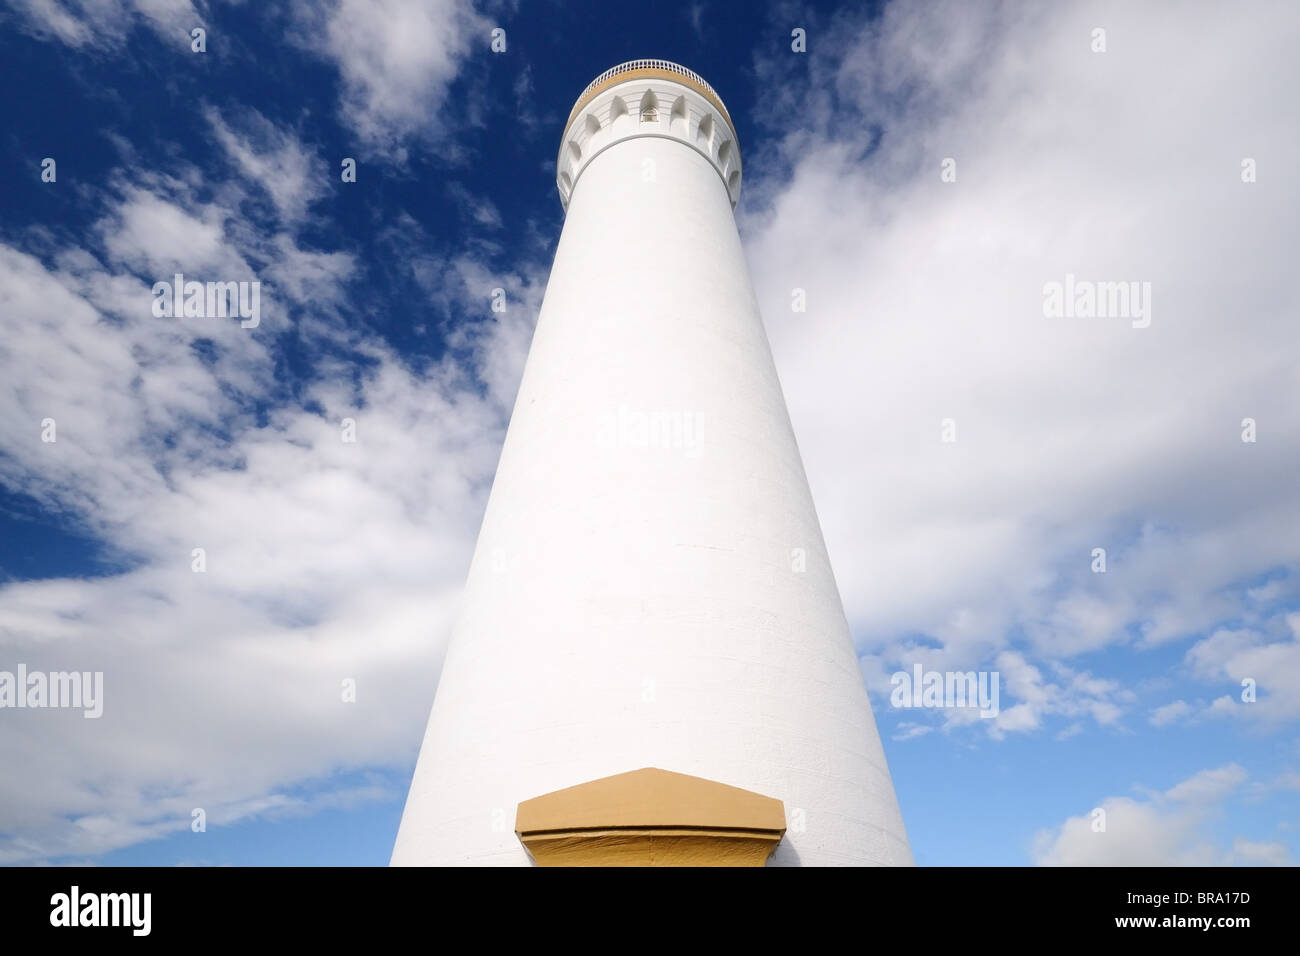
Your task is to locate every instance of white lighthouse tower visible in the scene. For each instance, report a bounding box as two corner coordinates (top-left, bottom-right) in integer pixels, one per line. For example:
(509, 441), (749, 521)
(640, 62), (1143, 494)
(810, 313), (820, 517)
(392, 60), (912, 867)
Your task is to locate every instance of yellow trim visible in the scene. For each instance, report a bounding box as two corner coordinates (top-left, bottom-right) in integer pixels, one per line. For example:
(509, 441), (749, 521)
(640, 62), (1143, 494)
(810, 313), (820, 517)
(516, 767), (785, 867)
(564, 67), (737, 142)
(520, 829), (781, 867)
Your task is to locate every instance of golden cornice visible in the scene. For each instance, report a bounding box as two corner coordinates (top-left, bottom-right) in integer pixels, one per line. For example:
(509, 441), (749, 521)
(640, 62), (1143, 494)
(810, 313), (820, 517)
(516, 767), (785, 867)
(563, 60), (737, 143)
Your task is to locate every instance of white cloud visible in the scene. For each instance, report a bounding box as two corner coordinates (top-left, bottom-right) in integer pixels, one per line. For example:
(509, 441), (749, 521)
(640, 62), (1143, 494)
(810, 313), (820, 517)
(1164, 764), (1248, 804)
(987, 651), (1132, 737)
(1230, 838), (1290, 866)
(1032, 763), (1289, 865)
(741, 1), (1300, 693)
(100, 186), (230, 277)
(206, 107), (329, 225)
(1183, 620), (1300, 723)
(0, 145), (533, 861)
(892, 721), (933, 741)
(1149, 699), (1191, 727)
(291, 0), (489, 153)
(7, 0), (203, 48)
(686, 3), (706, 43)
(866, 646), (1133, 737)
(12, 0), (488, 156)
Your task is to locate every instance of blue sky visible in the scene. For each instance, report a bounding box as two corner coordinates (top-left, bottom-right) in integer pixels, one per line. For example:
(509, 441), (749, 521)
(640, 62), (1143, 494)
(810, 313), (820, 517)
(1, 0), (1298, 866)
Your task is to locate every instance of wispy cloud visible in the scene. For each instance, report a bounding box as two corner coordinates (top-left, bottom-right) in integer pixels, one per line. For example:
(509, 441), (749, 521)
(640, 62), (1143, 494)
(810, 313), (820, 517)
(7, 0), (205, 49)
(289, 0), (489, 156)
(0, 117), (536, 862)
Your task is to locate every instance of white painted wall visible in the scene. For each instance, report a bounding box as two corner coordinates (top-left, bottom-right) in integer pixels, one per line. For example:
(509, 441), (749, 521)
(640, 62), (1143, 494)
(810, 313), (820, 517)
(392, 72), (912, 867)
(556, 75), (742, 209)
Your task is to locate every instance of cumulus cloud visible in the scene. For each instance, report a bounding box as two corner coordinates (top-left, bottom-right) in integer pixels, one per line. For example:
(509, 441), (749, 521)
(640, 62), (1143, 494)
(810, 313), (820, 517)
(866, 644), (1134, 737)
(1183, 617), (1300, 723)
(1032, 764), (1290, 865)
(0, 128), (533, 861)
(986, 651), (1132, 737)
(741, 1), (1300, 710)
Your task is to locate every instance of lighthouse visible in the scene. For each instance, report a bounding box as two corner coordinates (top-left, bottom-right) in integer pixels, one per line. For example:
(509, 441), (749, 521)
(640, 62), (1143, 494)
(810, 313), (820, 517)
(392, 60), (912, 867)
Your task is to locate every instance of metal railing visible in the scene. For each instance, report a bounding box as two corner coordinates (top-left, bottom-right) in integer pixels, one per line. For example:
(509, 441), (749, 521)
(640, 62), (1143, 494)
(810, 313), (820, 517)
(565, 59), (733, 133)
(575, 60), (722, 106)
